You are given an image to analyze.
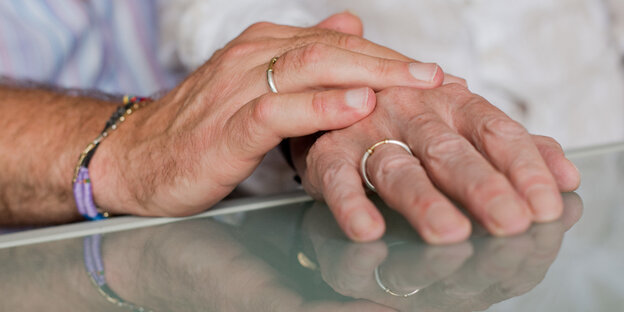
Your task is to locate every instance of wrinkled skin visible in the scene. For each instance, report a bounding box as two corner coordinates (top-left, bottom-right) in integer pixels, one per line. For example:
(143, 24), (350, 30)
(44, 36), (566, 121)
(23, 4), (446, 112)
(296, 86), (580, 244)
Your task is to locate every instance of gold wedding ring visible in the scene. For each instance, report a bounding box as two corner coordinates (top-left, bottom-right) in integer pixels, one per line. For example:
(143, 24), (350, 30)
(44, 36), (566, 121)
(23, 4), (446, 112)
(360, 139), (413, 192)
(266, 56), (279, 93)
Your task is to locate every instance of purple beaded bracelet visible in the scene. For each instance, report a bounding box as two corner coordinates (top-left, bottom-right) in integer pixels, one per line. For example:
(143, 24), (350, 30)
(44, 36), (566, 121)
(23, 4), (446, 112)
(72, 96), (150, 220)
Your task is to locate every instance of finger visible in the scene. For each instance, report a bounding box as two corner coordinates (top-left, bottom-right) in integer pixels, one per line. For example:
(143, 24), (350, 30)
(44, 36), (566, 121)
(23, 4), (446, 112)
(304, 202), (391, 298)
(400, 106), (533, 236)
(238, 13), (364, 41)
(296, 29), (414, 63)
(315, 11), (364, 36)
(293, 28), (463, 87)
(380, 242), (473, 291)
(494, 218), (567, 299)
(330, 242), (389, 295)
(305, 148), (385, 242)
(243, 20), (414, 62)
(226, 87), (376, 158)
(278, 34), (460, 89)
(449, 88), (563, 222)
(531, 135), (581, 192)
(364, 143), (471, 244)
(241, 13), (455, 89)
(239, 18), (456, 92)
(443, 236), (533, 298)
(443, 74), (468, 87)
(260, 44), (443, 93)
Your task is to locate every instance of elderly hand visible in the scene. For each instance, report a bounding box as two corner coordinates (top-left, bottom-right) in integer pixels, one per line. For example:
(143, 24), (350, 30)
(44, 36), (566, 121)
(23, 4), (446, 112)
(294, 85), (581, 244)
(89, 13), (453, 217)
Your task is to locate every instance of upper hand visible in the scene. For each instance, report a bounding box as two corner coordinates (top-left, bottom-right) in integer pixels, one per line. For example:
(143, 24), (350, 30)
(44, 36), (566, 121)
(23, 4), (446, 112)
(89, 13), (450, 216)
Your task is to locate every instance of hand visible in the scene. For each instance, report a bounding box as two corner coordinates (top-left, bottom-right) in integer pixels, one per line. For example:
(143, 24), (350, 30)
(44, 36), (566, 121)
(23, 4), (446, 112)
(295, 85), (581, 243)
(88, 13), (451, 216)
(302, 193), (583, 311)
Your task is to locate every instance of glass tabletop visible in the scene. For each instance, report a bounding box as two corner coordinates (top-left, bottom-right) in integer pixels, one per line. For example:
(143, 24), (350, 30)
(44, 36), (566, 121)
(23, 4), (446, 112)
(1, 142), (623, 311)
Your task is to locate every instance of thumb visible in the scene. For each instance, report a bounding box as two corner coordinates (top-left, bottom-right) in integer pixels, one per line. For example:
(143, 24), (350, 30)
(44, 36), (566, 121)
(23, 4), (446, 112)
(226, 87), (375, 158)
(315, 11), (364, 36)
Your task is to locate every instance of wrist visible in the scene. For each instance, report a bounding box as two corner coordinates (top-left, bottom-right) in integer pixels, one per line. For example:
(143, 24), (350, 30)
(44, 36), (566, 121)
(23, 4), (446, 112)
(87, 97), (159, 217)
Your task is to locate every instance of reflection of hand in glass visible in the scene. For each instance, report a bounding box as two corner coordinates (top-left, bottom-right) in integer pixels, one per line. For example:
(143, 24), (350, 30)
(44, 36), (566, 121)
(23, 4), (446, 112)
(303, 193), (583, 311)
(102, 218), (402, 312)
(0, 216), (399, 312)
(17, 219), (402, 312)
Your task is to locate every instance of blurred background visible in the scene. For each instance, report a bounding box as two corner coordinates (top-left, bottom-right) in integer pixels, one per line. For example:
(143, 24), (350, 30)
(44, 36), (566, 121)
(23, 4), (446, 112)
(1, 0), (622, 149)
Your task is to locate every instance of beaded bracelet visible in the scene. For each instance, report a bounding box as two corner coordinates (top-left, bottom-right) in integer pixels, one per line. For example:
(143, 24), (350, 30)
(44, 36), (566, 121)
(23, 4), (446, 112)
(72, 96), (150, 220)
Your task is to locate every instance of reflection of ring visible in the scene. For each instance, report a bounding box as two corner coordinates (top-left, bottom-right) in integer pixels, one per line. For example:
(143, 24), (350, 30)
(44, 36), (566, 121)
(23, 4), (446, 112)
(374, 265), (421, 298)
(360, 139), (413, 192)
(266, 56), (279, 93)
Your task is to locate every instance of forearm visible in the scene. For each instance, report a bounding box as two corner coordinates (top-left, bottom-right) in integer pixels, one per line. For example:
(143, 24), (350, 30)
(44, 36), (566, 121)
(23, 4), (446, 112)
(0, 83), (120, 225)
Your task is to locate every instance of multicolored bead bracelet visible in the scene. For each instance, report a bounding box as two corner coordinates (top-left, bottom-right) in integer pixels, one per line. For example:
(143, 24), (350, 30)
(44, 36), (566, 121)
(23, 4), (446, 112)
(72, 95), (150, 220)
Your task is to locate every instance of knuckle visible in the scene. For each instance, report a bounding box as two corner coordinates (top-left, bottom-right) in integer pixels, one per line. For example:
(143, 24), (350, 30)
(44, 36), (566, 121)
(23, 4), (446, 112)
(334, 191), (361, 218)
(536, 135), (562, 149)
(299, 43), (328, 66)
(306, 135), (333, 159)
(336, 34), (365, 51)
(542, 135), (560, 147)
(454, 77), (468, 87)
(441, 82), (471, 95)
(372, 58), (393, 78)
(377, 86), (421, 106)
(306, 135), (343, 168)
(482, 117), (527, 138)
(439, 83), (474, 107)
(221, 41), (261, 61)
(411, 196), (448, 216)
(304, 137), (346, 186)
(376, 154), (417, 178)
(311, 92), (328, 116)
(252, 94), (276, 128)
(320, 159), (349, 191)
(510, 159), (554, 186)
(424, 132), (470, 161)
(466, 173), (509, 204)
(318, 160), (362, 220)
(242, 21), (274, 35)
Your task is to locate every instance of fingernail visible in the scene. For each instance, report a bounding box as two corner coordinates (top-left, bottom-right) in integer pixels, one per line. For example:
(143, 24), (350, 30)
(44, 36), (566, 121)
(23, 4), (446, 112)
(526, 185), (563, 222)
(486, 196), (531, 235)
(345, 87), (369, 109)
(409, 63), (438, 82)
(425, 204), (470, 241)
(349, 210), (375, 239)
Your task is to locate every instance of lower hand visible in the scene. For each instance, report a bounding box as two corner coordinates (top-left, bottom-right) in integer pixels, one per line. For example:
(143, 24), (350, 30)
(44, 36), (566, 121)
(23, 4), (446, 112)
(295, 84), (581, 244)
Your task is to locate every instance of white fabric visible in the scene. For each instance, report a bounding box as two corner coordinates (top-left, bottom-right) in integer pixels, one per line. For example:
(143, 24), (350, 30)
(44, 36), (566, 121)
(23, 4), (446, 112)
(158, 0), (624, 149)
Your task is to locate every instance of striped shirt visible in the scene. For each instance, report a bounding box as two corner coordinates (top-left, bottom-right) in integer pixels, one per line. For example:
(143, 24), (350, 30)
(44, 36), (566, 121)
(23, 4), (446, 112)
(0, 0), (176, 96)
